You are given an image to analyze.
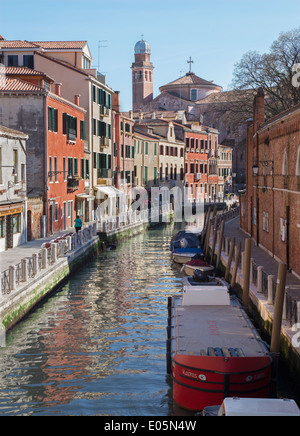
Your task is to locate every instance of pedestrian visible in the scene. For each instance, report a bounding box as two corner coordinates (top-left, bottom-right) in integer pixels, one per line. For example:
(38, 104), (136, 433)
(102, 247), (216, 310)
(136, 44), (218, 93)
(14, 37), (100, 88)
(74, 215), (82, 233)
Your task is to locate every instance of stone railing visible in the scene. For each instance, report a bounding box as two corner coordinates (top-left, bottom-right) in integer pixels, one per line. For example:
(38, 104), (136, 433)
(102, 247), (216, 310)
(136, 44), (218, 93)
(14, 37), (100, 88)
(0, 222), (98, 297)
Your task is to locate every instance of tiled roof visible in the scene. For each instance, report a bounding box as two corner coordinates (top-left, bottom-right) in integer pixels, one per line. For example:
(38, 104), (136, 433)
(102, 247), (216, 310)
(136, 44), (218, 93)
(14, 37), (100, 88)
(32, 41), (87, 49)
(0, 77), (45, 93)
(0, 40), (40, 49)
(164, 72), (221, 87)
(0, 125), (28, 139)
(5, 66), (48, 76)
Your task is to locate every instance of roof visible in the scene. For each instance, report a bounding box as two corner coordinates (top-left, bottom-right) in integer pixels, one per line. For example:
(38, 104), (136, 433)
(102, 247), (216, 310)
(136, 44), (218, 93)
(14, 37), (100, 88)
(196, 88), (256, 105)
(0, 40), (40, 49)
(0, 77), (45, 93)
(0, 125), (28, 139)
(32, 41), (87, 50)
(161, 72), (222, 90)
(4, 66), (55, 83)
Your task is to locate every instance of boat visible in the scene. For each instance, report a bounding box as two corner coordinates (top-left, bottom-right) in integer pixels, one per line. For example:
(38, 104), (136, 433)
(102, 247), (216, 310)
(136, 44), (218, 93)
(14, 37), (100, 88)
(202, 397), (300, 416)
(166, 283), (273, 412)
(172, 248), (204, 264)
(182, 270), (229, 288)
(170, 231), (200, 252)
(182, 258), (215, 276)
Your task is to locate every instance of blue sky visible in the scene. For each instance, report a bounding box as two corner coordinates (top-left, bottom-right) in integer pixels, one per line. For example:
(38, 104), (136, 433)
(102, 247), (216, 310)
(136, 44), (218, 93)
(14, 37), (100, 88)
(1, 0), (300, 111)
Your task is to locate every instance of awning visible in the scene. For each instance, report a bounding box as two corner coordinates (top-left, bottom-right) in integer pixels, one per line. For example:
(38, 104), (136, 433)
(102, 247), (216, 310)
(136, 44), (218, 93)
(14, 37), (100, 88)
(75, 193), (95, 200)
(94, 186), (124, 197)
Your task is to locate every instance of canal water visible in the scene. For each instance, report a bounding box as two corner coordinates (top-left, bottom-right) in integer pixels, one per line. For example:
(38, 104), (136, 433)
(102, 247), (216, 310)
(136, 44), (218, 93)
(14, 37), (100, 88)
(0, 224), (190, 416)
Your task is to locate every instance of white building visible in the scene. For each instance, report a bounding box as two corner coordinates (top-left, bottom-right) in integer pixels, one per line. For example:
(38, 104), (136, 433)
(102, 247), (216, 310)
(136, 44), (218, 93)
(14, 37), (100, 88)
(0, 125), (27, 251)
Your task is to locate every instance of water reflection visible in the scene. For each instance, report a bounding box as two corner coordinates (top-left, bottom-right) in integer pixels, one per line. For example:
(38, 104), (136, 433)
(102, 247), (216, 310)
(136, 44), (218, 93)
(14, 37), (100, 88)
(0, 224), (186, 416)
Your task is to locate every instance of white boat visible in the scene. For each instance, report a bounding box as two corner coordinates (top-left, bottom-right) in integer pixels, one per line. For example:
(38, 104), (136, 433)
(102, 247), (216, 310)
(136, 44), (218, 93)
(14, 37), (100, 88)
(202, 397), (300, 416)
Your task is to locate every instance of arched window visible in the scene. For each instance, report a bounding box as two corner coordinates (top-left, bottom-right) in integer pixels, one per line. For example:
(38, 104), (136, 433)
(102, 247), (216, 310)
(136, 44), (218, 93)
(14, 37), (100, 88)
(134, 72), (137, 80)
(145, 71), (148, 80)
(149, 71), (152, 82)
(296, 146), (300, 176)
(190, 89), (197, 101)
(282, 149), (288, 175)
(139, 71), (142, 79)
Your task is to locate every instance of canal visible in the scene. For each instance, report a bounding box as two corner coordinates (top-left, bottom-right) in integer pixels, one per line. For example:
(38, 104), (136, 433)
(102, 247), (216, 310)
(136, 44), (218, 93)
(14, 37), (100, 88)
(0, 224), (187, 416)
(0, 222), (297, 416)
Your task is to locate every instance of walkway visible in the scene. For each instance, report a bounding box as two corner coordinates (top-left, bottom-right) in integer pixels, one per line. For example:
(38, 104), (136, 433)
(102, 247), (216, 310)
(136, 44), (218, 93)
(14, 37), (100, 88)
(223, 216), (300, 288)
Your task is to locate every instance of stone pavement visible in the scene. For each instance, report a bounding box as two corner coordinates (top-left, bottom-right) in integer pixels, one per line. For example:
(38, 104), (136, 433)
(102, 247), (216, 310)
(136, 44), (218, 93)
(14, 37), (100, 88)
(0, 229), (73, 274)
(223, 216), (300, 288)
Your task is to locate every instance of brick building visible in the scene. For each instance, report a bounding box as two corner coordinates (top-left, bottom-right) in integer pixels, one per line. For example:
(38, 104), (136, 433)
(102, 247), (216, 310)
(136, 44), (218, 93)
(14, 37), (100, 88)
(240, 88), (300, 278)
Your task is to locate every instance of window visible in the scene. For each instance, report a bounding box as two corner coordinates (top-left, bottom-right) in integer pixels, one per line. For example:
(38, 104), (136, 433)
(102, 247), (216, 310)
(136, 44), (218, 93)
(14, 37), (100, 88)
(21, 164), (25, 183)
(160, 145), (164, 155)
(280, 217), (287, 242)
(48, 107), (58, 132)
(49, 156), (53, 182)
(12, 214), (21, 234)
(296, 146), (300, 176)
(263, 211), (269, 232)
(63, 157), (67, 181)
(145, 142), (148, 155)
(7, 55), (18, 66)
(0, 147), (2, 185)
(191, 89), (197, 101)
(74, 158), (78, 176)
(282, 149), (288, 175)
(80, 120), (85, 140)
(81, 159), (85, 179)
(154, 143), (157, 156)
(63, 113), (77, 141)
(0, 216), (5, 238)
(68, 157), (73, 177)
(144, 166), (148, 183)
(23, 55), (34, 69)
(54, 157), (58, 182)
(55, 203), (59, 221)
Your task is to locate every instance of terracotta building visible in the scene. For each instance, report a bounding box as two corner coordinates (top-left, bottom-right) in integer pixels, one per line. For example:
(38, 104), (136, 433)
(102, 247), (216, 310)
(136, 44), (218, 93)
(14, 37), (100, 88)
(240, 88), (300, 278)
(0, 70), (87, 238)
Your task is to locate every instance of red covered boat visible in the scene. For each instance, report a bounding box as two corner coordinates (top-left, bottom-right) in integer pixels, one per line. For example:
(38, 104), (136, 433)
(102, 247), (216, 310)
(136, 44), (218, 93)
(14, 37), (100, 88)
(166, 283), (273, 412)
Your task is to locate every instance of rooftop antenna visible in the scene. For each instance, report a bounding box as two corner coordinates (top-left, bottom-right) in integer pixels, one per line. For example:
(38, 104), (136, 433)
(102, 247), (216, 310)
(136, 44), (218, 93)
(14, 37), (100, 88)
(97, 39), (108, 73)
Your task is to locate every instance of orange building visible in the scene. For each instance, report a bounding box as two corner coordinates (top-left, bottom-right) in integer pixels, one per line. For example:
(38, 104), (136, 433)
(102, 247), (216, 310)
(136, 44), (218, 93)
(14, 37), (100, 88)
(46, 86), (87, 234)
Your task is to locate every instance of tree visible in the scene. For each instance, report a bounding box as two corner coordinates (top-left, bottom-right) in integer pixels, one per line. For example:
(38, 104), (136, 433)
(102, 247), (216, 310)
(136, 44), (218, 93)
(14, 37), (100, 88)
(231, 27), (300, 118)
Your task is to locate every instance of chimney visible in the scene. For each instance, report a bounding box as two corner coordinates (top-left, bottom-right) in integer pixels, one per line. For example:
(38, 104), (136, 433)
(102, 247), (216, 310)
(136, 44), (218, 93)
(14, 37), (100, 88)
(55, 83), (62, 96)
(112, 91), (120, 112)
(253, 87), (265, 132)
(74, 94), (80, 106)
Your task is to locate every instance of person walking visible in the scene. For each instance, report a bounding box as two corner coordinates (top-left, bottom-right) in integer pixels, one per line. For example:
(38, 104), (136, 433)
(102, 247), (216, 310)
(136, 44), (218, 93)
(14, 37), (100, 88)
(74, 215), (82, 233)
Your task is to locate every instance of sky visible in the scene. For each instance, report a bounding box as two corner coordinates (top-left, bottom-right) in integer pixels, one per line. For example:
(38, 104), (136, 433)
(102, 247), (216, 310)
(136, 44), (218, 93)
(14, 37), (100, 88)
(0, 0), (300, 111)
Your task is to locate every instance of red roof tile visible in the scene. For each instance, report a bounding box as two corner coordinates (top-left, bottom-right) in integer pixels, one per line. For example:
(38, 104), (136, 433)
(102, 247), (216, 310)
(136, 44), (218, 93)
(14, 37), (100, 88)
(0, 77), (45, 92)
(0, 40), (40, 49)
(32, 41), (87, 49)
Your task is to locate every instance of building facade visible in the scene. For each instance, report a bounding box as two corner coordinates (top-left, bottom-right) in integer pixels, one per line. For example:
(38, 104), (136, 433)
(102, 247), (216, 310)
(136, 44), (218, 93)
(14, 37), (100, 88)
(131, 38), (154, 112)
(0, 125), (27, 251)
(240, 89), (300, 278)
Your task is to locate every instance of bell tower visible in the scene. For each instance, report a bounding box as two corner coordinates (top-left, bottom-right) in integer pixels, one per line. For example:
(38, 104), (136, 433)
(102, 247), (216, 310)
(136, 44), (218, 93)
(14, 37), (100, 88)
(131, 37), (153, 111)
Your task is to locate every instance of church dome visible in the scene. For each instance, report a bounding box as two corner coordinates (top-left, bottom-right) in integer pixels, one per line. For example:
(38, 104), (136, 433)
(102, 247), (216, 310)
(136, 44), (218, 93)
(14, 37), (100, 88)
(134, 38), (151, 55)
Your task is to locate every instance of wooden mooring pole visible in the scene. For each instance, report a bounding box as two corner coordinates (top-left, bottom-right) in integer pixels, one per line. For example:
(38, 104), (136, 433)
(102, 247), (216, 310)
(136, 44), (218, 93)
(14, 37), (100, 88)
(242, 238), (251, 308)
(225, 237), (235, 282)
(270, 263), (287, 354)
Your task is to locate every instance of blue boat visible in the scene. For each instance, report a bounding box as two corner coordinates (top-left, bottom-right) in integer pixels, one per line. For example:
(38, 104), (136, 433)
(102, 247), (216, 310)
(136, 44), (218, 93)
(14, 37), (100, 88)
(172, 247), (204, 264)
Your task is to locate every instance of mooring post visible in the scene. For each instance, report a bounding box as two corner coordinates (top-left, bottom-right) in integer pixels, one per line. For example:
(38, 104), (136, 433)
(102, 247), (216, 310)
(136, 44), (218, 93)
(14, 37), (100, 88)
(225, 237), (235, 282)
(270, 263), (287, 354)
(231, 241), (241, 289)
(242, 238), (251, 308)
(216, 219), (225, 270)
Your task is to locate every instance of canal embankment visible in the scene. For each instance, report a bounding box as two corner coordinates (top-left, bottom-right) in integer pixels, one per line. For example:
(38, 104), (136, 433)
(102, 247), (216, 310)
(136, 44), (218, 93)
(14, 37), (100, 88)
(203, 209), (300, 392)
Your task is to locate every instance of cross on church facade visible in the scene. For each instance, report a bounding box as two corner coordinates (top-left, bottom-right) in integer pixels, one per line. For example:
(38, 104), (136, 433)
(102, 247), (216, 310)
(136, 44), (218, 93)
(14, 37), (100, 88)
(187, 56), (194, 73)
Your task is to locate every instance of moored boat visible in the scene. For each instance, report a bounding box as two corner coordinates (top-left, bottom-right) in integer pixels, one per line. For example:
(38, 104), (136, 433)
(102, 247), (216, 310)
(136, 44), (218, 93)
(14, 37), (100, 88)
(170, 231), (200, 252)
(182, 258), (215, 275)
(172, 248), (204, 264)
(166, 284), (273, 412)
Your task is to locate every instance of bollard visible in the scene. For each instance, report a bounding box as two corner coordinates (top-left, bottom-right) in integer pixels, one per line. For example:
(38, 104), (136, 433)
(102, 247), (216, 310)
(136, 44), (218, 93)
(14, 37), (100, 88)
(9, 266), (16, 291)
(242, 239), (251, 308)
(225, 237), (235, 282)
(41, 248), (48, 269)
(257, 266), (263, 293)
(268, 275), (275, 305)
(270, 263), (287, 354)
(67, 236), (72, 252)
(231, 241), (241, 289)
(210, 217), (218, 265)
(204, 219), (212, 260)
(51, 243), (57, 263)
(21, 258), (28, 282)
(32, 253), (38, 275)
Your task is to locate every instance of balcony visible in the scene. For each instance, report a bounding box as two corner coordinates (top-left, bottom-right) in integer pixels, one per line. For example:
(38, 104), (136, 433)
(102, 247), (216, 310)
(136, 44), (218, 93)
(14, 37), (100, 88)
(100, 137), (110, 148)
(67, 128), (77, 142)
(97, 168), (112, 180)
(67, 177), (79, 192)
(99, 105), (110, 117)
